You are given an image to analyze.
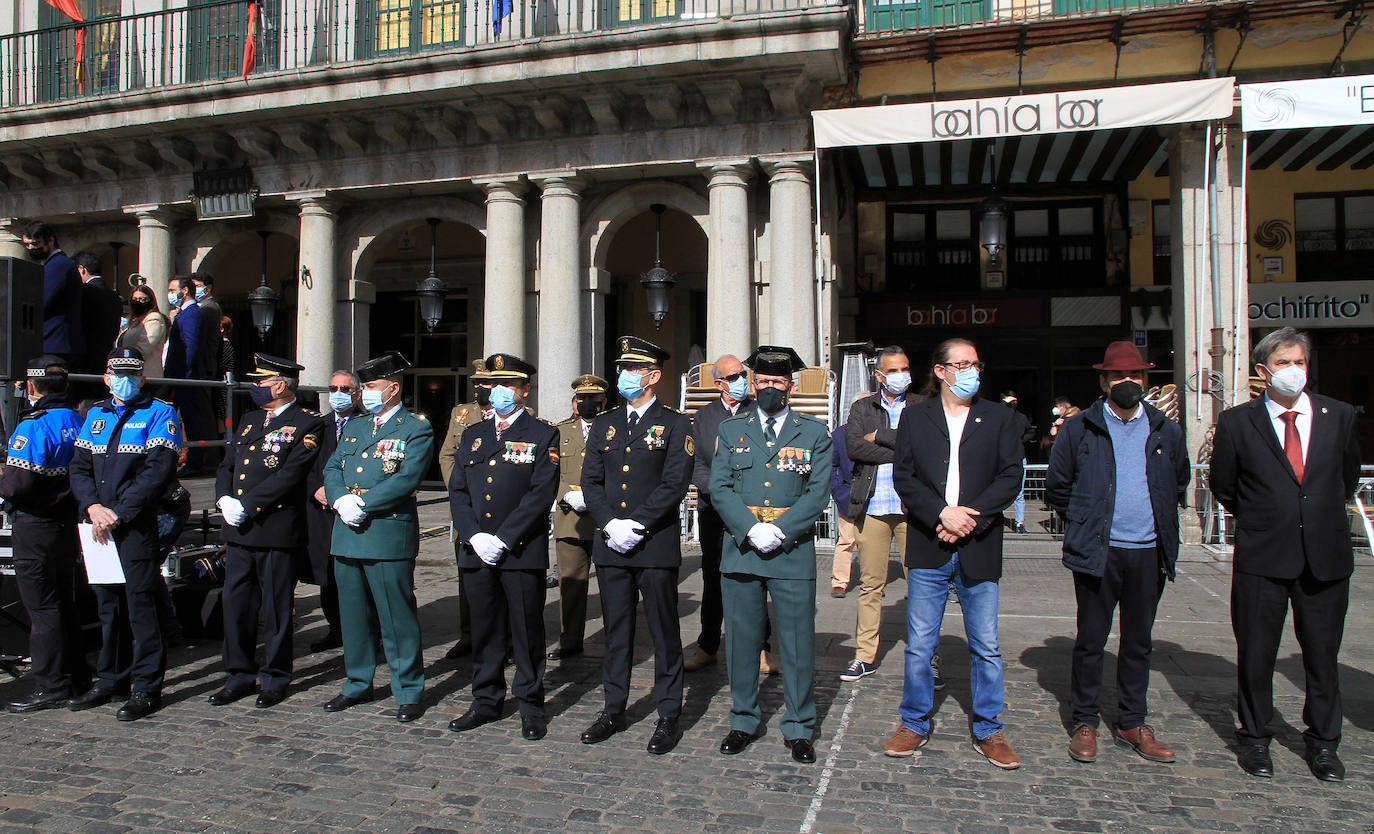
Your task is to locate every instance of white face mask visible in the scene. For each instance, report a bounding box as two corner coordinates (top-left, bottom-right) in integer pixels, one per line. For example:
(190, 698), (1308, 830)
(1266, 364), (1307, 399)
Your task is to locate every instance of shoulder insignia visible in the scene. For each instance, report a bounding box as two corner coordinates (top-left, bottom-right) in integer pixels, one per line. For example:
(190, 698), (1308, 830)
(155, 397), (174, 406)
(303, 434), (319, 449)
(167, 420), (178, 436)
(458, 407), (469, 421)
(417, 414), (428, 421)
(9, 436), (26, 451)
(549, 448), (560, 462)
(304, 409), (321, 417)
(685, 435), (695, 456)
(605, 426), (616, 441)
(24, 409), (47, 420)
(92, 419), (106, 434)
(470, 437), (482, 452)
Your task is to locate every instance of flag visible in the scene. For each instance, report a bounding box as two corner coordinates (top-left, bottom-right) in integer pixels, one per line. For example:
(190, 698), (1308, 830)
(42, 0), (85, 92)
(492, 0), (512, 36)
(241, 0), (259, 80)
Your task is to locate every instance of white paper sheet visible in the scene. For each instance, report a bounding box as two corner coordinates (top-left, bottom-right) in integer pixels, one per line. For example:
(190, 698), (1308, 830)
(79, 523), (126, 585)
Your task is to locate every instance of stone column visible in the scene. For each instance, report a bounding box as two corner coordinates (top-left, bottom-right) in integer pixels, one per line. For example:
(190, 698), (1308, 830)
(763, 156), (817, 366)
(129, 206), (175, 303)
(532, 173), (584, 419)
(477, 178), (527, 357)
(0, 219), (28, 260)
(699, 160), (753, 362)
(293, 194), (338, 402)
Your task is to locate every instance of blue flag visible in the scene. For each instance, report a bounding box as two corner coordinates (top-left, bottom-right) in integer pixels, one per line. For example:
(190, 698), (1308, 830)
(492, 0), (512, 35)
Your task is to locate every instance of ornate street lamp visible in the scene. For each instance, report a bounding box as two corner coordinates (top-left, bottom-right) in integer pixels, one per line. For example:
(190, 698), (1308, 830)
(639, 204), (676, 330)
(415, 217), (448, 333)
(978, 194), (1009, 262)
(247, 229), (280, 338)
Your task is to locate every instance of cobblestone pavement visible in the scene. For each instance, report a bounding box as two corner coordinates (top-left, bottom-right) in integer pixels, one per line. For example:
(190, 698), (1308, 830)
(2, 491), (1372, 833)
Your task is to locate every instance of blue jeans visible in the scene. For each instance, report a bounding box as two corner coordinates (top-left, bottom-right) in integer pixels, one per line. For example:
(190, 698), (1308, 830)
(1012, 458), (1026, 524)
(899, 553), (1004, 740)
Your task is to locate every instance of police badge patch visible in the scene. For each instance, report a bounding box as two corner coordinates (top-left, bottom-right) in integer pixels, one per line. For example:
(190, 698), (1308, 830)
(166, 420), (177, 436)
(91, 419), (106, 434)
(685, 435), (694, 456)
(9, 436), (26, 451)
(471, 437), (482, 452)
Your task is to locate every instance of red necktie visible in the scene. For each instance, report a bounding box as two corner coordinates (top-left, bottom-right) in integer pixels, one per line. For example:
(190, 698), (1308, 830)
(1280, 411), (1303, 483)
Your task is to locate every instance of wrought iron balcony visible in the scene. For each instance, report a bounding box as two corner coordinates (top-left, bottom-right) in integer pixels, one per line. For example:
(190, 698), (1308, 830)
(860, 0), (1246, 36)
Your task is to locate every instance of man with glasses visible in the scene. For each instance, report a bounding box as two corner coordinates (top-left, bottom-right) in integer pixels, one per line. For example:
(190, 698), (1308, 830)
(884, 339), (1025, 769)
(305, 370), (363, 651)
(208, 354), (324, 709)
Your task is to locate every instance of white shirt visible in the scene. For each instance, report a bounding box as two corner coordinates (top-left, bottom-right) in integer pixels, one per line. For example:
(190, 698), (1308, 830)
(268, 401), (292, 418)
(756, 406), (792, 438)
(495, 408), (524, 434)
(626, 397), (657, 423)
(580, 418), (592, 440)
(373, 402), (402, 427)
(721, 396), (743, 416)
(1264, 391), (1312, 463)
(944, 407), (970, 507)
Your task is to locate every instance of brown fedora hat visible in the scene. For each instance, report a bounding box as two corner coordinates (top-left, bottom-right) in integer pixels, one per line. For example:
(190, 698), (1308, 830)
(1092, 341), (1155, 372)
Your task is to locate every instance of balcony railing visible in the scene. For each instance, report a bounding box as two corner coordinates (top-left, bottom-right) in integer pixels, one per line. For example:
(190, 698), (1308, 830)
(861, 0), (1224, 36)
(0, 0), (837, 109)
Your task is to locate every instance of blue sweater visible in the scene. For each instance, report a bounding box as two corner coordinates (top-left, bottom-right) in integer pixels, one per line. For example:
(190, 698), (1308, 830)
(1105, 405), (1156, 549)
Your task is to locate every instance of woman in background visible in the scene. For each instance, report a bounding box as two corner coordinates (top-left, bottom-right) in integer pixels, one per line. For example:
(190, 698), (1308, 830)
(116, 284), (169, 380)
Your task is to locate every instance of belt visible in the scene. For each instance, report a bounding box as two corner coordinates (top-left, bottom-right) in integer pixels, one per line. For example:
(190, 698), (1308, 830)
(348, 485), (370, 496)
(747, 505), (789, 523)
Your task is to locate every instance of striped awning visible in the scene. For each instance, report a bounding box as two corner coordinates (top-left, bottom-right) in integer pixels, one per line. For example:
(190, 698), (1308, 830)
(1246, 125), (1374, 172)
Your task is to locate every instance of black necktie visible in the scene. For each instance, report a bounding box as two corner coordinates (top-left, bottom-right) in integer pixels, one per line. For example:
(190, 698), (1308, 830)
(628, 411), (639, 432)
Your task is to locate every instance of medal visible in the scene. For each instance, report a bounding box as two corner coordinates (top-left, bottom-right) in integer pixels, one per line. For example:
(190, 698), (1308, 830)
(265, 455), (279, 468)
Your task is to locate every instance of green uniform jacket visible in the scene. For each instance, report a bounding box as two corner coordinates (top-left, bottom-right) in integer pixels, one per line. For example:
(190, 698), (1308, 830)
(710, 409), (833, 580)
(323, 406), (434, 560)
(553, 416), (596, 542)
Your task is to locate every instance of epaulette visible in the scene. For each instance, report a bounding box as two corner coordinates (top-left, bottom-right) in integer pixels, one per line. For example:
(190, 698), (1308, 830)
(21, 409), (47, 421)
(303, 409), (321, 417)
(155, 397), (174, 406)
(556, 416), (578, 426)
(416, 413), (428, 421)
(662, 405), (682, 414)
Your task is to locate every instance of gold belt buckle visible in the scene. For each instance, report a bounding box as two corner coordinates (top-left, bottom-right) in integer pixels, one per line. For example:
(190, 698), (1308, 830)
(348, 485), (369, 496)
(748, 505), (788, 523)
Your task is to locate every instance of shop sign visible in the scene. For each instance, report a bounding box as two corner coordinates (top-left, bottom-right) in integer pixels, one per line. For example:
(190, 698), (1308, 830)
(1247, 280), (1374, 329)
(1240, 74), (1374, 131)
(866, 297), (1044, 330)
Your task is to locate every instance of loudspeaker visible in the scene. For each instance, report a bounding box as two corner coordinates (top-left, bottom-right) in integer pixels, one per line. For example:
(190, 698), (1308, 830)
(0, 257), (44, 381)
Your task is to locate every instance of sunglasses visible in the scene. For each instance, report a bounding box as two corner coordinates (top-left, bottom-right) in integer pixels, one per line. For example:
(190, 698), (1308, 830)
(328, 385), (355, 393)
(719, 372), (747, 382)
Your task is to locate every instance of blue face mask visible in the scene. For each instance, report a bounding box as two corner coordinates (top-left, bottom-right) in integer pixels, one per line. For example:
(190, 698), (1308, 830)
(110, 374), (140, 402)
(489, 385), (519, 417)
(882, 372), (912, 396)
(617, 369), (647, 402)
(329, 392), (354, 413)
(726, 376), (749, 402)
(948, 368), (981, 401)
(167, 290), (179, 308)
(195, 286), (207, 301)
(361, 385), (391, 415)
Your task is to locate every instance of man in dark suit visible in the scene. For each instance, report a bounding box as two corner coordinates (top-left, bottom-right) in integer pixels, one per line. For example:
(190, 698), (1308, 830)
(580, 336), (694, 755)
(1210, 327), (1362, 783)
(164, 275), (214, 474)
(22, 220), (85, 363)
(886, 338), (1024, 768)
(74, 250), (123, 375)
(447, 354), (561, 740)
(209, 354), (324, 708)
(305, 370), (362, 652)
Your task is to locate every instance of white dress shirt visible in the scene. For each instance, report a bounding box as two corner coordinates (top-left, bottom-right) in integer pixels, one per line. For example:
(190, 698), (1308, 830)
(756, 406), (792, 438)
(1263, 391), (1312, 463)
(944, 408), (970, 507)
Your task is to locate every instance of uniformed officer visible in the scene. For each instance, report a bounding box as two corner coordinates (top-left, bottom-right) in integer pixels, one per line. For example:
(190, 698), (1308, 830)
(711, 345), (833, 764)
(447, 353), (560, 740)
(548, 374), (608, 661)
(580, 336), (694, 755)
(1, 356), (90, 712)
(321, 351), (434, 723)
(68, 347), (183, 721)
(208, 354), (324, 708)
(304, 369), (364, 652)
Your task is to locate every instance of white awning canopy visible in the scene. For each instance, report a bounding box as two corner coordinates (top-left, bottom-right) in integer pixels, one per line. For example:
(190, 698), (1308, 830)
(1240, 74), (1374, 132)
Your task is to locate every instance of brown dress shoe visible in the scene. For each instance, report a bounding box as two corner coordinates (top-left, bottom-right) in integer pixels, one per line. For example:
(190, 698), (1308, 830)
(1115, 724), (1175, 763)
(760, 650), (780, 676)
(884, 725), (929, 758)
(683, 648), (718, 671)
(975, 731), (1021, 770)
(1068, 723), (1097, 763)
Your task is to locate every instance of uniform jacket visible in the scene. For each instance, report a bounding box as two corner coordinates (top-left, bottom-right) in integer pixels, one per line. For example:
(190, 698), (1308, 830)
(304, 410), (358, 581)
(216, 402), (324, 549)
(42, 249), (84, 356)
(690, 395), (752, 503)
(581, 398), (693, 568)
(554, 416), (597, 542)
(892, 396), (1024, 582)
(437, 401), (485, 485)
(710, 409), (833, 580)
(845, 392), (918, 516)
(449, 411), (560, 570)
(1045, 399), (1190, 579)
(1209, 393), (1362, 582)
(69, 393), (181, 527)
(0, 395), (82, 520)
(323, 406), (434, 561)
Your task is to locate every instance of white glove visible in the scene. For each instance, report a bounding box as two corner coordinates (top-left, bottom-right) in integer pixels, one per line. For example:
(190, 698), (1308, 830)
(469, 532), (506, 565)
(562, 489), (587, 513)
(332, 494), (368, 527)
(603, 518), (645, 554)
(747, 522), (787, 553)
(217, 496), (247, 527)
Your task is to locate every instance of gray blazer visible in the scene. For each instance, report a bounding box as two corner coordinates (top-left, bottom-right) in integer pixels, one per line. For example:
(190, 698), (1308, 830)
(689, 395), (752, 504)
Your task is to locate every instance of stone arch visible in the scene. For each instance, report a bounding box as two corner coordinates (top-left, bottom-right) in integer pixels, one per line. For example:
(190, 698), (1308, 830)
(182, 210), (303, 278)
(340, 195), (487, 286)
(583, 181), (709, 275)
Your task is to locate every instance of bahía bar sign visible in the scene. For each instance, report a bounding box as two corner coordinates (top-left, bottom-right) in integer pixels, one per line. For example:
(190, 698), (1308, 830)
(1240, 74), (1374, 131)
(813, 77), (1235, 149)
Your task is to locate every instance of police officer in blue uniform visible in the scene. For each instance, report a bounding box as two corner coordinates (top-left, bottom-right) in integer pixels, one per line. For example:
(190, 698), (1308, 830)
(208, 354), (324, 709)
(579, 336), (694, 755)
(1, 356), (90, 712)
(68, 348), (182, 721)
(447, 353), (560, 740)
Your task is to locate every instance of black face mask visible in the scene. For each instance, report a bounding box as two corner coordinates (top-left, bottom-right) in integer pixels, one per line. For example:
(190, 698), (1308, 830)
(25, 247), (45, 262)
(576, 399), (603, 419)
(1109, 380), (1144, 410)
(475, 386), (492, 407)
(756, 386), (787, 415)
(129, 297), (152, 316)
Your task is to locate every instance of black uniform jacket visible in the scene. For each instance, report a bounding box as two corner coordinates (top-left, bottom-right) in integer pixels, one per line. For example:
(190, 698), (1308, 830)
(215, 402), (324, 549)
(582, 399), (694, 569)
(449, 410), (561, 571)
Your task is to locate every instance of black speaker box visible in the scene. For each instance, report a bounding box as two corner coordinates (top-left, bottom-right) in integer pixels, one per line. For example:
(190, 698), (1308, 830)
(0, 257), (44, 381)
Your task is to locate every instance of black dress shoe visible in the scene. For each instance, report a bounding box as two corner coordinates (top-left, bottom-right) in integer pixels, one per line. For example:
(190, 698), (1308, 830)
(449, 708), (500, 732)
(785, 737), (817, 764)
(581, 711), (627, 744)
(310, 632), (343, 652)
(323, 691), (373, 712)
(547, 647), (583, 661)
(115, 691), (162, 722)
(397, 703), (425, 723)
(68, 687), (118, 712)
(1306, 746), (1345, 782)
(444, 641), (473, 659)
(521, 715), (548, 740)
(719, 729), (757, 755)
(207, 684), (257, 706)
(256, 689), (287, 709)
(7, 688), (72, 714)
(646, 717), (681, 755)
(1237, 744), (1273, 778)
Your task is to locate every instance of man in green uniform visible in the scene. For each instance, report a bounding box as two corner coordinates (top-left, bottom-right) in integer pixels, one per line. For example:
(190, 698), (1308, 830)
(321, 350), (434, 723)
(710, 345), (833, 764)
(549, 374), (608, 661)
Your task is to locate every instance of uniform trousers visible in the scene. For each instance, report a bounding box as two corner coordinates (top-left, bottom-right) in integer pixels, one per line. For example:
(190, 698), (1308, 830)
(597, 564), (683, 719)
(555, 539), (592, 651)
(722, 572), (817, 740)
(91, 585), (132, 692)
(109, 522), (167, 694)
(450, 540), (472, 644)
(335, 556), (424, 704)
(222, 544), (296, 692)
(464, 566), (546, 718)
(11, 516), (89, 691)
(854, 513), (908, 664)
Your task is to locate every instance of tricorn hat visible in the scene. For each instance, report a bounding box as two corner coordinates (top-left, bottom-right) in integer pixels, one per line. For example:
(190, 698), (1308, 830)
(745, 345), (806, 377)
(357, 350), (411, 383)
(1092, 341), (1155, 372)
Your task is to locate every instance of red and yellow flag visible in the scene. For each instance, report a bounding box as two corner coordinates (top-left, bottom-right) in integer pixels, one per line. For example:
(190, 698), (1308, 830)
(241, 0), (259, 79)
(42, 0), (85, 92)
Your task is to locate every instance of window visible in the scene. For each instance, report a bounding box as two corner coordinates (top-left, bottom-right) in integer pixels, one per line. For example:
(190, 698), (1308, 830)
(1052, 0), (1169, 13)
(1294, 193), (1374, 282)
(886, 206), (978, 292)
(1151, 200), (1170, 286)
(1009, 200), (1105, 290)
(866, 0), (988, 33)
(37, 0), (119, 101)
(188, 0), (282, 82)
(602, 0), (682, 27)
(359, 0), (463, 57)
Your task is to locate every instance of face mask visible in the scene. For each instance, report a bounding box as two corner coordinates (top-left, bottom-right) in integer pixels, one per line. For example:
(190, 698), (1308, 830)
(1052, 406), (1062, 417)
(130, 298), (152, 317)
(948, 368), (980, 401)
(487, 385), (517, 416)
(329, 391), (354, 413)
(25, 247), (44, 262)
(361, 385), (392, 415)
(1266, 364), (1307, 399)
(576, 399), (602, 420)
(1002, 399), (1017, 409)
(726, 376), (750, 402)
(756, 386), (787, 415)
(119, 317), (129, 330)
(617, 369), (647, 402)
(110, 374), (140, 402)
(167, 290), (180, 308)
(249, 384), (275, 408)
(881, 371), (911, 397)
(475, 386), (492, 408)
(1109, 380), (1144, 410)
(195, 286), (207, 301)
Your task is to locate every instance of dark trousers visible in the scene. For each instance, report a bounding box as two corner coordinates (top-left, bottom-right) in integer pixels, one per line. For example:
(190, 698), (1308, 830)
(11, 517), (89, 692)
(222, 544), (296, 692)
(696, 503), (725, 655)
(555, 538), (592, 651)
(318, 558), (340, 634)
(110, 523), (166, 694)
(451, 541), (472, 644)
(597, 564), (683, 719)
(1071, 546), (1166, 729)
(464, 567), (546, 718)
(92, 584), (132, 692)
(1233, 568), (1349, 748)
